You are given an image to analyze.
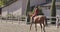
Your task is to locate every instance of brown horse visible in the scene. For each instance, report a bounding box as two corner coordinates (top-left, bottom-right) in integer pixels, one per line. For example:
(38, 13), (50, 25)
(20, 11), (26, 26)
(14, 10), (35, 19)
(29, 15), (47, 32)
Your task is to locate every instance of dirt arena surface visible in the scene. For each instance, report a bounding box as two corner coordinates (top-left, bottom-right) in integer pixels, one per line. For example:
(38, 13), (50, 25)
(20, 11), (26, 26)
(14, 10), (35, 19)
(0, 20), (60, 32)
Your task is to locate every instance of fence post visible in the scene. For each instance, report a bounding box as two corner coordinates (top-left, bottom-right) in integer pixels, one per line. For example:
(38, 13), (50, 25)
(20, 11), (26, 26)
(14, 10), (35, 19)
(56, 15), (59, 28)
(25, 16), (27, 24)
(0, 15), (2, 23)
(12, 18), (13, 24)
(18, 17), (20, 24)
(6, 16), (7, 23)
(56, 15), (60, 32)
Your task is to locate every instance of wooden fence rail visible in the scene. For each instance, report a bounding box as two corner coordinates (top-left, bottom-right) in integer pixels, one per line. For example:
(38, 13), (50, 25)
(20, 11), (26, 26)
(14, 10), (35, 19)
(46, 16), (60, 28)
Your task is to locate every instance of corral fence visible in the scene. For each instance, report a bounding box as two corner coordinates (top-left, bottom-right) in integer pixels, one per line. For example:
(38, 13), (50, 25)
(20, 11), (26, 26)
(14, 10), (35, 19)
(27, 15), (60, 28)
(0, 15), (28, 32)
(0, 15), (60, 32)
(0, 15), (60, 26)
(46, 16), (60, 28)
(0, 15), (27, 24)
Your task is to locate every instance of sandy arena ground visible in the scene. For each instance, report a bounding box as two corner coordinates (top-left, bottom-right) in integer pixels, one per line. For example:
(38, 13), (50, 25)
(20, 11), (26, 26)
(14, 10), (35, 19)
(0, 20), (60, 32)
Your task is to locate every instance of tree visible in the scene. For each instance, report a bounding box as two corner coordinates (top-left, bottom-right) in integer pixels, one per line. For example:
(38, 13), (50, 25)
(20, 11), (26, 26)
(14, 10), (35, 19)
(26, 0), (30, 24)
(50, 0), (56, 24)
(0, 0), (4, 7)
(26, 0), (30, 15)
(0, 0), (17, 15)
(0, 8), (2, 15)
(0, 0), (17, 8)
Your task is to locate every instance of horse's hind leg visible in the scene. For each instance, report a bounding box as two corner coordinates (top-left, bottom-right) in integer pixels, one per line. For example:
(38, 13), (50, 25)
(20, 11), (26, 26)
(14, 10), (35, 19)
(40, 23), (42, 32)
(45, 19), (47, 25)
(30, 22), (33, 31)
(42, 23), (45, 32)
(35, 23), (37, 32)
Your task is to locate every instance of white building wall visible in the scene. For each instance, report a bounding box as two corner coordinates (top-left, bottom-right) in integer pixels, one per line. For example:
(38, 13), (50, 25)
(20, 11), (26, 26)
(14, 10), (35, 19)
(22, 0), (60, 16)
(2, 0), (46, 17)
(42, 9), (50, 17)
(30, 0), (46, 6)
(56, 10), (60, 15)
(22, 0), (46, 15)
(42, 8), (60, 17)
(2, 0), (22, 17)
(22, 0), (28, 15)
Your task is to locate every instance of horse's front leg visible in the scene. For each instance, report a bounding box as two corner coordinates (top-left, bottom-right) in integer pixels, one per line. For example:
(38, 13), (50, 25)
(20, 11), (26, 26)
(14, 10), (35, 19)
(35, 23), (37, 32)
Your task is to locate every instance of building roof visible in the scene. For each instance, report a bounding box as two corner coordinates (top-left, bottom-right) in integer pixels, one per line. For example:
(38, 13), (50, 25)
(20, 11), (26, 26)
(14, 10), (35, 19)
(42, 2), (60, 7)
(0, 0), (17, 8)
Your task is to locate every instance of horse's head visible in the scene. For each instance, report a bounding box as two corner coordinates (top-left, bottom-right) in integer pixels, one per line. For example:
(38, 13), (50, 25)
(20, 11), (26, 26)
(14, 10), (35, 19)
(28, 12), (34, 17)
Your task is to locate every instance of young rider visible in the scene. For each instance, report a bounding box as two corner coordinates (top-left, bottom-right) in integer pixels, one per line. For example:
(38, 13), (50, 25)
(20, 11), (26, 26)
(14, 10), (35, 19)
(32, 6), (39, 22)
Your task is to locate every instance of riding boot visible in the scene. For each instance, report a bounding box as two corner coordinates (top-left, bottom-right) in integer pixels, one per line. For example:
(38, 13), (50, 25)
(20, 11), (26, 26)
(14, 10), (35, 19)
(32, 17), (34, 23)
